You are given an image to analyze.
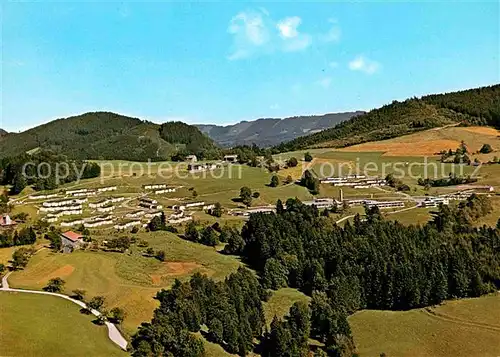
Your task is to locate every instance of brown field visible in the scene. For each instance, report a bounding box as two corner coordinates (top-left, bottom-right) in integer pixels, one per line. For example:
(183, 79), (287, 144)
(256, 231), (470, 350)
(339, 126), (500, 156)
(39, 264), (75, 283)
(461, 126), (500, 136)
(340, 139), (461, 156)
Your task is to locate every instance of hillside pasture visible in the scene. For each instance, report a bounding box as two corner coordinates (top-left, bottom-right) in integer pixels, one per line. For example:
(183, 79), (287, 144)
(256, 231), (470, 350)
(0, 292), (125, 357)
(8, 231), (242, 334)
(350, 294), (500, 357)
(339, 126), (500, 156)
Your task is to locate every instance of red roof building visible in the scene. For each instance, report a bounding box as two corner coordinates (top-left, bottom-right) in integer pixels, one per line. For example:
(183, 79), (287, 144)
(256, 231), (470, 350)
(61, 231), (83, 242)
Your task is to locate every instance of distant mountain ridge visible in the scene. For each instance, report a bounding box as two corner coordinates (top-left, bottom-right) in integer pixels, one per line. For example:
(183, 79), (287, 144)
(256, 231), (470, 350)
(196, 111), (364, 147)
(0, 129), (7, 137)
(275, 84), (500, 152)
(0, 112), (220, 161)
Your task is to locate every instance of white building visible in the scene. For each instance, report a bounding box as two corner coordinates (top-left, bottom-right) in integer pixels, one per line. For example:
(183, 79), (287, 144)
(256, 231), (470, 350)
(140, 197), (158, 204)
(144, 211), (163, 219)
(84, 218), (115, 228)
(89, 197), (124, 208)
(168, 216), (193, 224)
(143, 184), (168, 190)
(97, 205), (115, 213)
(421, 197), (450, 208)
(28, 193), (59, 200)
(39, 204), (83, 213)
(223, 155), (238, 163)
(114, 220), (142, 230)
(186, 155), (197, 162)
(43, 198), (87, 207)
(60, 219), (85, 227)
(66, 188), (89, 195)
(97, 186), (117, 193)
(365, 200), (405, 209)
(126, 210), (146, 218)
(154, 188), (176, 194)
(302, 198), (339, 209)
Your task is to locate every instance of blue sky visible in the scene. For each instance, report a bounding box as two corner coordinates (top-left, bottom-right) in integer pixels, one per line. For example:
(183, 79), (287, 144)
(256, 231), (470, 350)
(2, 1), (499, 132)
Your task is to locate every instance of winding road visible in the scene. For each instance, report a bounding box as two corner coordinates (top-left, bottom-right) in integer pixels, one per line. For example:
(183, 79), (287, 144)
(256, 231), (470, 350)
(0, 272), (128, 351)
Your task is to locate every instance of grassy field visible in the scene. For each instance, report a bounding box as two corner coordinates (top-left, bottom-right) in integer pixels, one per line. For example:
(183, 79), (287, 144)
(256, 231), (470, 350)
(350, 293), (500, 357)
(8, 231), (242, 334)
(0, 292), (126, 357)
(263, 288), (310, 327)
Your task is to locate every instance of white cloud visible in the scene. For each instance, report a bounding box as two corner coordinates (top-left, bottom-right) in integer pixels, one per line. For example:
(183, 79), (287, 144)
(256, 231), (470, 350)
(316, 77), (332, 89)
(321, 21), (341, 43)
(348, 56), (380, 75)
(277, 16), (301, 38)
(270, 103), (280, 110)
(227, 10), (334, 60)
(227, 10), (271, 60)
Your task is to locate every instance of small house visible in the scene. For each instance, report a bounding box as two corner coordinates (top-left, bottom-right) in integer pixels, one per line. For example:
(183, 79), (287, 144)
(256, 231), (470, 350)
(0, 214), (16, 228)
(186, 155), (198, 162)
(223, 155), (238, 163)
(61, 231), (84, 251)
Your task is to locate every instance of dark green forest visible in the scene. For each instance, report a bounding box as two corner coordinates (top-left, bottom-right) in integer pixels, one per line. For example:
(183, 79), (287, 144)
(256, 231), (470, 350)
(275, 84), (500, 152)
(0, 112), (220, 161)
(0, 150), (101, 194)
(132, 194), (500, 356)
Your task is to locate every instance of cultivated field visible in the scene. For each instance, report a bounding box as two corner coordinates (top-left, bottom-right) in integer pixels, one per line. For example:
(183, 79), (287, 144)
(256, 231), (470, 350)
(0, 292), (126, 357)
(8, 231), (242, 334)
(339, 126), (500, 156)
(350, 294), (500, 357)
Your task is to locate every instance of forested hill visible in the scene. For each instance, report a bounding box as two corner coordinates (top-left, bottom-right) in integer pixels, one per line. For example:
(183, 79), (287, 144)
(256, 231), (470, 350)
(0, 112), (220, 161)
(197, 111), (364, 147)
(275, 84), (500, 152)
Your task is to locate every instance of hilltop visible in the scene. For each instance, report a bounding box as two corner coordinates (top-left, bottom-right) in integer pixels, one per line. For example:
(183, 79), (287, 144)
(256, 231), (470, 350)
(197, 111), (363, 147)
(0, 112), (220, 161)
(275, 84), (500, 152)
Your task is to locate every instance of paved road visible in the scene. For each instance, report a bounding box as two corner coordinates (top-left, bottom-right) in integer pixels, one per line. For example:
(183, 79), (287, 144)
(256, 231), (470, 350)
(0, 272), (128, 351)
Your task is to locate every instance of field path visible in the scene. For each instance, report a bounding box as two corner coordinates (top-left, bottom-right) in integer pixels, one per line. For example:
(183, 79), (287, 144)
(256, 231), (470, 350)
(0, 272), (128, 351)
(423, 307), (500, 333)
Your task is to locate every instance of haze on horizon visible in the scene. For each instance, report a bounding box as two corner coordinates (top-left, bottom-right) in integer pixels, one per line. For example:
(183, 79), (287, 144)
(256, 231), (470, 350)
(2, 1), (499, 132)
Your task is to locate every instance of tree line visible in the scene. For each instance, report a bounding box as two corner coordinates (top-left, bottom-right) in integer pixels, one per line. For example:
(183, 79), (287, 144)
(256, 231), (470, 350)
(0, 149), (101, 194)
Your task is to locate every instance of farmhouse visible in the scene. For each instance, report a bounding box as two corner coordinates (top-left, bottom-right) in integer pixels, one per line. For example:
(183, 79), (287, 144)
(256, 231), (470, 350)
(223, 154), (238, 163)
(0, 214), (16, 227)
(60, 231), (84, 251)
(186, 155), (197, 162)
